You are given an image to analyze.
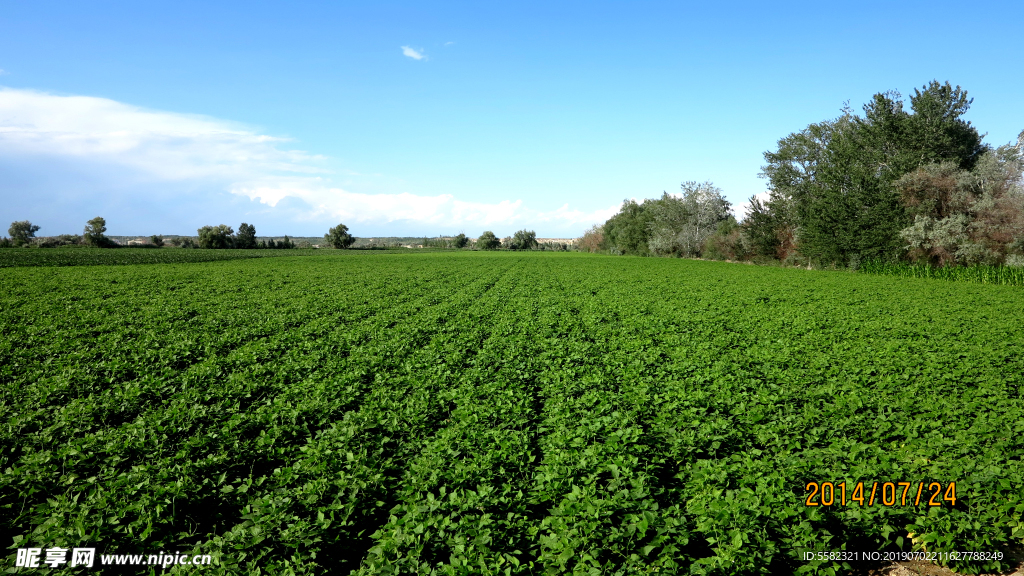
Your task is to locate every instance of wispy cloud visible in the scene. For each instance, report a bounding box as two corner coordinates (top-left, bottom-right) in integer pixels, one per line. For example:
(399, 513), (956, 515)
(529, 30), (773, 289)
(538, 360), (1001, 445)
(0, 69), (8, 76)
(401, 46), (426, 60)
(0, 87), (324, 182)
(0, 87), (610, 234)
(443, 41), (455, 46)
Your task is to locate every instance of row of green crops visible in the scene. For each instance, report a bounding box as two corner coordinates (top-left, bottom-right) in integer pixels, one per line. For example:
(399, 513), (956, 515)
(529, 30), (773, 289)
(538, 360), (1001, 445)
(2, 251), (1023, 574)
(859, 259), (1024, 286)
(0, 248), (330, 268)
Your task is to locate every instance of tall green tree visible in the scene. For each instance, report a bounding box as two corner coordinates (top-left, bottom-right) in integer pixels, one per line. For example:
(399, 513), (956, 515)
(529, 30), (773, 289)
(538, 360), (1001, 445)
(84, 217), (110, 247)
(760, 81), (987, 265)
(236, 223), (257, 249)
(742, 195), (784, 258)
(8, 221), (40, 247)
(798, 105), (908, 264)
(602, 199), (654, 255)
(325, 223), (355, 249)
(453, 233), (469, 248)
(901, 81), (988, 171)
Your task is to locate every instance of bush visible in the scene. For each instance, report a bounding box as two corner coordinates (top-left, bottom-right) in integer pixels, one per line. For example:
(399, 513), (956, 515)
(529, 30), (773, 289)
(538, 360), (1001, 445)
(576, 224), (604, 253)
(1004, 253), (1024, 267)
(702, 218), (749, 261)
(36, 234), (83, 248)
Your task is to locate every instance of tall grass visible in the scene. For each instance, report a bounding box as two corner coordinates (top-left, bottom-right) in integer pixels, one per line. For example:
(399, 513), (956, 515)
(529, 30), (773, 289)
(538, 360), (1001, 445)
(859, 259), (1024, 286)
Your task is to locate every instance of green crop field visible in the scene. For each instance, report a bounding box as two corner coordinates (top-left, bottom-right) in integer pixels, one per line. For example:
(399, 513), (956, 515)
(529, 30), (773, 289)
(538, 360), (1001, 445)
(0, 247), (327, 268)
(2, 251), (1022, 575)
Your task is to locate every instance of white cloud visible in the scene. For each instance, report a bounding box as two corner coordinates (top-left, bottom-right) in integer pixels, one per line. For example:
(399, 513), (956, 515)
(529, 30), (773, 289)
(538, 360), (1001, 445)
(0, 87), (611, 234)
(534, 203), (620, 226)
(401, 46), (426, 60)
(0, 69), (7, 75)
(0, 87), (325, 182)
(443, 41), (455, 46)
(231, 183), (619, 230)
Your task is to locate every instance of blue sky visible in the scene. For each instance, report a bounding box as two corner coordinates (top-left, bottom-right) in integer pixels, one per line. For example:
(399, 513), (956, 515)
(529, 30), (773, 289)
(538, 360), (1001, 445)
(2, 0), (1023, 238)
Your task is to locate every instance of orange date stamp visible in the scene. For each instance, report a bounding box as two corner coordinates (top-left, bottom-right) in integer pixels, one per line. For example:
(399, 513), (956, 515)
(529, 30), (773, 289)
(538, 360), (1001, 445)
(804, 481), (956, 507)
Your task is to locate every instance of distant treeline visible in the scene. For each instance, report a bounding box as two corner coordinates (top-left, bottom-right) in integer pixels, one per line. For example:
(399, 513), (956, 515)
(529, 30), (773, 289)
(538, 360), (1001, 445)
(578, 81), (1024, 270)
(1, 220), (313, 250)
(3, 218), (574, 253)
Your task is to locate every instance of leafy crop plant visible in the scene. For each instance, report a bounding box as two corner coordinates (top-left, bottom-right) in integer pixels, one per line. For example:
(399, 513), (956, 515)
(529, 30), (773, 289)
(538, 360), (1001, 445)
(1, 251), (1021, 575)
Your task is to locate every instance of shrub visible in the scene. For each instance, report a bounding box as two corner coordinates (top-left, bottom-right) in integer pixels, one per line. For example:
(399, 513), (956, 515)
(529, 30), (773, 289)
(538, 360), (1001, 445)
(37, 234), (83, 248)
(702, 218), (749, 261)
(576, 224), (604, 253)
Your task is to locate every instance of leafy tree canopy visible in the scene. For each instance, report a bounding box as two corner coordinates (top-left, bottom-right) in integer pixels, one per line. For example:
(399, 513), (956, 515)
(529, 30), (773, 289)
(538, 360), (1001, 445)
(197, 225), (234, 249)
(325, 223), (355, 249)
(760, 81), (988, 265)
(602, 199), (655, 256)
(508, 230), (538, 250)
(236, 223), (257, 249)
(648, 182), (731, 257)
(8, 221), (40, 247)
(83, 217), (109, 247)
(476, 231), (500, 250)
